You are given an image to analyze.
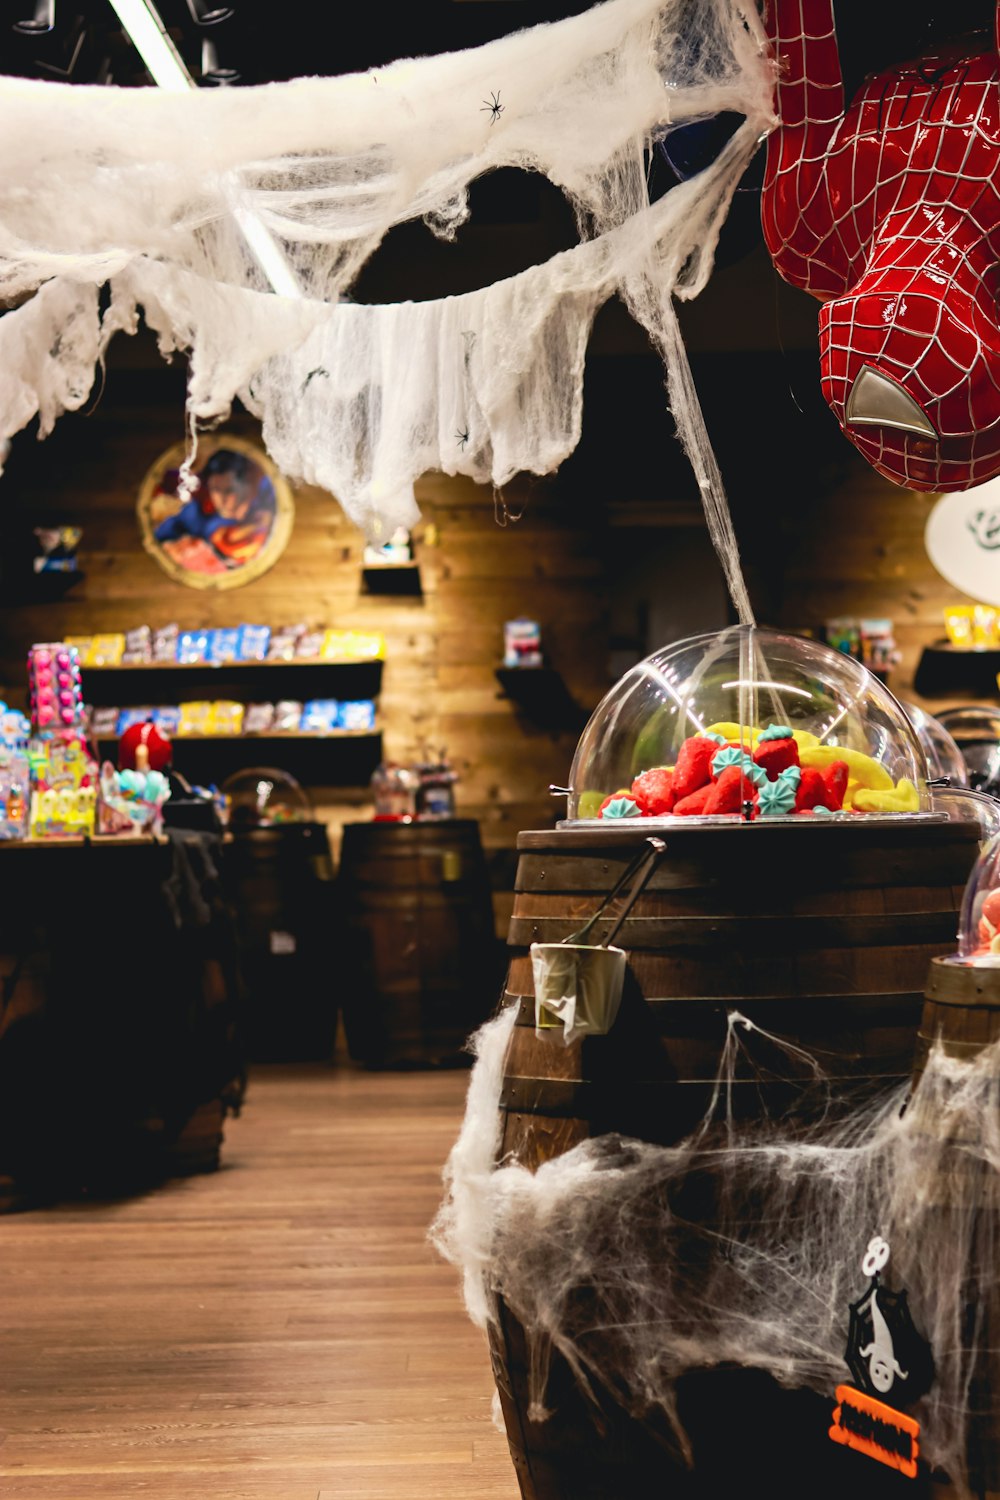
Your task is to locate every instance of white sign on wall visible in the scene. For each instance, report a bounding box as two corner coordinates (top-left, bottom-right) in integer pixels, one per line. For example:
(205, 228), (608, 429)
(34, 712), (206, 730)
(925, 480), (1000, 605)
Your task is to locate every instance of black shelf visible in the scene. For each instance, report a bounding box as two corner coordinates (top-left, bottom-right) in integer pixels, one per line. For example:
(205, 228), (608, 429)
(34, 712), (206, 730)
(95, 730), (384, 786)
(362, 563), (422, 596)
(81, 656), (383, 706)
(914, 642), (1000, 699)
(495, 666), (590, 733)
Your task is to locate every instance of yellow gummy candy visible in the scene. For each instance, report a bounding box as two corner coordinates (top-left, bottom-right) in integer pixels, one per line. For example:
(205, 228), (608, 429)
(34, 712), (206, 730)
(705, 721), (760, 746)
(799, 744), (893, 791)
(791, 729), (820, 750)
(852, 779), (920, 813)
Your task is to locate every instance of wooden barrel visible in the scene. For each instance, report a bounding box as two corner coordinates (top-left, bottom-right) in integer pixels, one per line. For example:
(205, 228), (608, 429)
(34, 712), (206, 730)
(489, 820), (980, 1500)
(917, 957), (1000, 1075)
(913, 959), (1000, 1500)
(226, 821), (337, 1061)
(338, 819), (501, 1067)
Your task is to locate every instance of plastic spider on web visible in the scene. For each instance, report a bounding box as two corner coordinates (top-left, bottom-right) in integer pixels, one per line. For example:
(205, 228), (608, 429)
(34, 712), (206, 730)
(481, 90), (504, 124)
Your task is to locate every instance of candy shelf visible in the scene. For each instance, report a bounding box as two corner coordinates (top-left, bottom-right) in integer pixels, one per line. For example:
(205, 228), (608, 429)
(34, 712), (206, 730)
(81, 658), (385, 786)
(81, 656), (383, 702)
(914, 642), (1000, 699)
(495, 666), (591, 733)
(361, 562), (422, 596)
(94, 730), (384, 785)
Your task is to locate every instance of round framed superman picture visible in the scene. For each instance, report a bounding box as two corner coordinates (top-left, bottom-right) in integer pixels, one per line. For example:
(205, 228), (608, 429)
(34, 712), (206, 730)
(137, 434), (294, 590)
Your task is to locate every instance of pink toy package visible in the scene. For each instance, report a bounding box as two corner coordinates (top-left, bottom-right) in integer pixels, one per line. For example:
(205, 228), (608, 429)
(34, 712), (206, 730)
(28, 642), (84, 732)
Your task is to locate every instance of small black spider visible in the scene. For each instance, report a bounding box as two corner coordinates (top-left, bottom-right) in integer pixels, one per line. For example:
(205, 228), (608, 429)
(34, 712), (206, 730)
(456, 428), (470, 450)
(302, 366), (330, 393)
(481, 90), (504, 125)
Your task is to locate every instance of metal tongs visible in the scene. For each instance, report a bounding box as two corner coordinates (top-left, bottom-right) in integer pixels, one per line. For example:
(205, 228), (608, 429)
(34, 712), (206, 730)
(561, 835), (667, 950)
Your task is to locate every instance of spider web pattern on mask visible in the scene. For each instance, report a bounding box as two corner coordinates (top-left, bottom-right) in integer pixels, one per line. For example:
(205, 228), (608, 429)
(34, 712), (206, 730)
(761, 0), (1000, 492)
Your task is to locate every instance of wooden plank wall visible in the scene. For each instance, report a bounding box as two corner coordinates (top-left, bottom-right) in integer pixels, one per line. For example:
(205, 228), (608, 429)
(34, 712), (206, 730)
(0, 393), (607, 933)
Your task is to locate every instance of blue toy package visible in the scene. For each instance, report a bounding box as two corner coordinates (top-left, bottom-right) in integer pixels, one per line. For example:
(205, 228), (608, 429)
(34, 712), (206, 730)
(338, 699), (377, 731)
(116, 707), (156, 735)
(151, 705), (182, 735)
(238, 624), (271, 661)
(177, 630), (210, 664)
(210, 628), (241, 664)
(301, 699), (340, 732)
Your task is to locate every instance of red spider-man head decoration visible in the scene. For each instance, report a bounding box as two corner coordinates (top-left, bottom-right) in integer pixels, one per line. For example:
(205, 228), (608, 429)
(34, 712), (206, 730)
(762, 2), (1000, 491)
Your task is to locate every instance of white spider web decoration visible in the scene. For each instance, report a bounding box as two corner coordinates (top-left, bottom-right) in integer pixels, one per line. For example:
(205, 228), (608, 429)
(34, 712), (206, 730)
(0, 0), (773, 610)
(432, 1003), (1000, 1497)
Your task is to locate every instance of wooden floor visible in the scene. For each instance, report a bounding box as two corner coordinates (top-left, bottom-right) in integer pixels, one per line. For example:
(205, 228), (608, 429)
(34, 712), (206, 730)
(0, 1063), (520, 1500)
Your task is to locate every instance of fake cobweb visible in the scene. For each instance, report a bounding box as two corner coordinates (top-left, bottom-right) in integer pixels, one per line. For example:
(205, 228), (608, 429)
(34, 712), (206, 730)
(432, 1003), (1000, 1496)
(0, 0), (773, 594)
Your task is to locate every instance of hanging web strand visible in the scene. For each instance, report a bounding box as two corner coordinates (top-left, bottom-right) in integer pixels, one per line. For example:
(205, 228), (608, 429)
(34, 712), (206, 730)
(0, 0), (775, 570)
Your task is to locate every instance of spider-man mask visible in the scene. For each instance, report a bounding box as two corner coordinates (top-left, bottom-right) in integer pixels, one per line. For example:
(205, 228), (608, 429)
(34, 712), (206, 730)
(763, 4), (1000, 492)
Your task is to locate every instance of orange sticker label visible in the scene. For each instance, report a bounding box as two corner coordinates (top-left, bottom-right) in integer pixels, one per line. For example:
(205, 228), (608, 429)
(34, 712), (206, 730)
(829, 1384), (919, 1479)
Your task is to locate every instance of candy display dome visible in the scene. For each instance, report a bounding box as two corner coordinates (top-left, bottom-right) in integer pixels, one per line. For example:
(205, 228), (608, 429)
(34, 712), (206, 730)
(956, 832), (1000, 964)
(565, 625), (928, 824)
(221, 767), (313, 827)
(934, 706), (1000, 795)
(902, 702), (968, 786)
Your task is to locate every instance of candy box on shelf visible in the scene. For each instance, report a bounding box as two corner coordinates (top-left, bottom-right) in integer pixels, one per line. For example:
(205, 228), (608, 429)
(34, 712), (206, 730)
(178, 700), (214, 736)
(338, 699), (376, 731)
(0, 709), (32, 840)
(153, 623), (180, 662)
(28, 730), (98, 839)
(267, 624), (306, 661)
(504, 618), (543, 669)
(65, 636), (95, 665)
(208, 701), (245, 735)
(321, 629), (386, 661)
(244, 702), (275, 733)
(122, 625), (153, 664)
(28, 643), (84, 730)
(295, 631), (325, 660)
(178, 629), (211, 664)
(210, 628), (241, 664)
(151, 705), (181, 735)
(89, 633), (126, 666)
(115, 706), (155, 736)
(88, 705), (121, 737)
(273, 700), (304, 731)
(238, 624), (271, 660)
(301, 699), (340, 732)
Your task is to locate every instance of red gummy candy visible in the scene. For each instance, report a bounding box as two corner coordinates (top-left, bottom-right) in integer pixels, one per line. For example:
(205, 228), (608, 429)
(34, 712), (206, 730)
(753, 737), (799, 781)
(631, 766), (676, 816)
(673, 783), (714, 817)
(820, 761), (849, 810)
(598, 791), (639, 817)
(794, 766), (826, 812)
(982, 889), (1000, 930)
(672, 736), (718, 801)
(703, 765), (746, 814)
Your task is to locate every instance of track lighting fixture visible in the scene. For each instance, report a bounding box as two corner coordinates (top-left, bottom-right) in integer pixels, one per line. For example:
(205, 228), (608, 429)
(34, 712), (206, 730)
(12, 0), (54, 35)
(185, 0), (234, 26)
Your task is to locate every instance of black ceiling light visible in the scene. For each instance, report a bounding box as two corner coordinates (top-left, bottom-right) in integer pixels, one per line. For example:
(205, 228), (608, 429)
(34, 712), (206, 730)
(186, 0), (235, 24)
(13, 0), (55, 34)
(200, 36), (239, 84)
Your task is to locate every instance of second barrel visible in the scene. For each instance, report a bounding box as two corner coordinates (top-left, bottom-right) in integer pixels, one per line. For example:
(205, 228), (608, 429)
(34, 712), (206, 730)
(338, 819), (501, 1067)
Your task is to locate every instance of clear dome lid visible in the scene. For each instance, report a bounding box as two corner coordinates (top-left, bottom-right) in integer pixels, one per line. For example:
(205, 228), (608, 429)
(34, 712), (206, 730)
(566, 625), (929, 824)
(957, 831), (1000, 962)
(220, 766), (313, 827)
(934, 705), (1000, 795)
(902, 703), (969, 786)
